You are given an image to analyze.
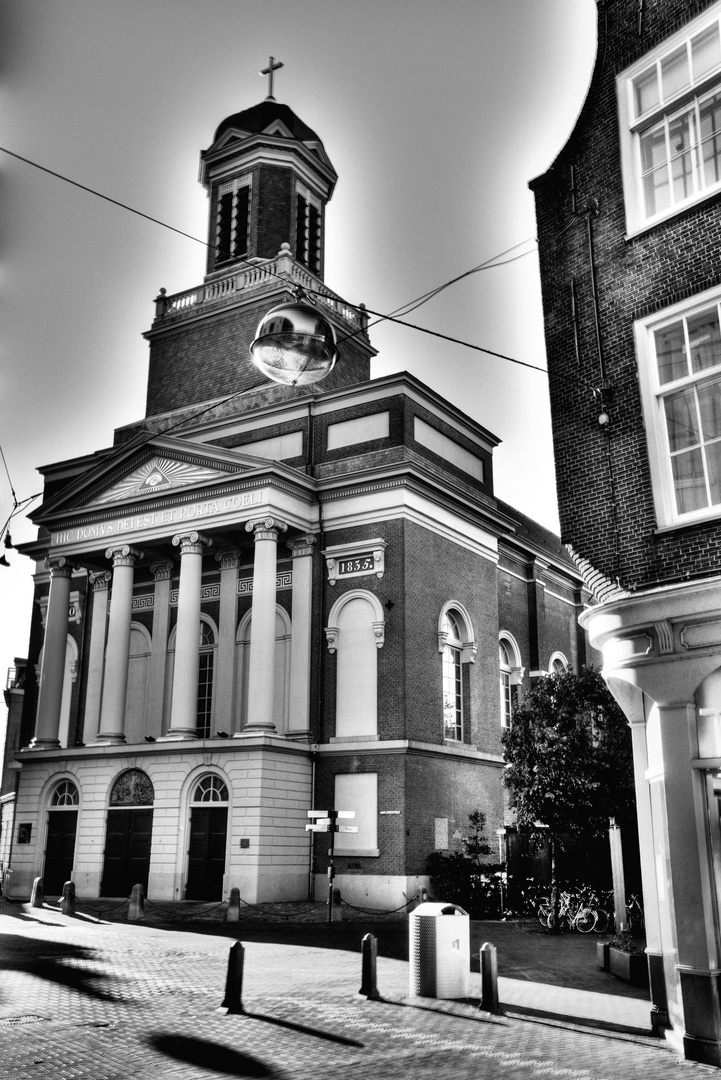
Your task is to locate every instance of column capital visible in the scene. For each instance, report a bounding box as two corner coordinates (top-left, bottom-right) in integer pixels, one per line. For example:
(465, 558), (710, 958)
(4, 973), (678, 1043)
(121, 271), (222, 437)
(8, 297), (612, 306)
(44, 555), (74, 578)
(245, 517), (288, 542)
(172, 531), (212, 556)
(287, 534), (316, 558)
(89, 570), (112, 592)
(150, 559), (174, 581)
(105, 544), (144, 567)
(215, 546), (242, 570)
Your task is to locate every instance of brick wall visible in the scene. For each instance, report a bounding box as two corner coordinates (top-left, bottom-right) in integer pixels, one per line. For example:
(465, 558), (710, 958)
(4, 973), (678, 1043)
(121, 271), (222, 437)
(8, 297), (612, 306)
(532, 0), (721, 587)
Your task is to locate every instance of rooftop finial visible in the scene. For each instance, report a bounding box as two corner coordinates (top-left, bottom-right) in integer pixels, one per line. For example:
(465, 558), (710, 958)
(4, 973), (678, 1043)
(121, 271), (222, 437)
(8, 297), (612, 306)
(260, 56), (284, 101)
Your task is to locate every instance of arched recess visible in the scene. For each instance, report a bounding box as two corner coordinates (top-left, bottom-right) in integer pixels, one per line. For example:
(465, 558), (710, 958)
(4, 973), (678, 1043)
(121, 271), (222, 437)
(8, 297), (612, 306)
(185, 770), (230, 901)
(499, 631), (524, 729)
(37, 635), (79, 749)
(123, 623), (152, 744)
(235, 606), (291, 734)
(548, 651), (569, 674)
(101, 768), (154, 897)
(325, 590), (385, 739)
(163, 614), (218, 737)
(42, 776), (80, 896)
(438, 602), (477, 742)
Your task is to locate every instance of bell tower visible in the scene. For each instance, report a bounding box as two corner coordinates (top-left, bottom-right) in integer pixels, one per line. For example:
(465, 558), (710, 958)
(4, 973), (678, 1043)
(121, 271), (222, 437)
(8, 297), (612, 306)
(142, 79), (373, 422)
(199, 89), (337, 280)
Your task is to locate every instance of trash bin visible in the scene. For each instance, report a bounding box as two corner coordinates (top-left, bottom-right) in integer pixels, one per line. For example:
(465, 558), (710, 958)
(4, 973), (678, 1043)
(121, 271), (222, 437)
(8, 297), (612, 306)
(409, 902), (470, 999)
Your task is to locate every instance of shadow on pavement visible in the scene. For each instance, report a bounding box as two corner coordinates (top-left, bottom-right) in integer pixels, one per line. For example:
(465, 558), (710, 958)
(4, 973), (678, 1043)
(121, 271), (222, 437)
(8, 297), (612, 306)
(0, 935), (125, 1006)
(239, 1009), (364, 1047)
(147, 1034), (278, 1077)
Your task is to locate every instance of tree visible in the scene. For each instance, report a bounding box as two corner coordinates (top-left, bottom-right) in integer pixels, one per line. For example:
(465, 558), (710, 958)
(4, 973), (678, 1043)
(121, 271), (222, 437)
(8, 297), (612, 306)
(426, 811), (501, 917)
(502, 666), (635, 927)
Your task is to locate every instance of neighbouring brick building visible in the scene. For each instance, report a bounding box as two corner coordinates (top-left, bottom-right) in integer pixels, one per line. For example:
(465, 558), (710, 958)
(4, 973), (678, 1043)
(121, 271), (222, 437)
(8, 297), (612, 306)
(2, 89), (592, 914)
(531, 0), (721, 1066)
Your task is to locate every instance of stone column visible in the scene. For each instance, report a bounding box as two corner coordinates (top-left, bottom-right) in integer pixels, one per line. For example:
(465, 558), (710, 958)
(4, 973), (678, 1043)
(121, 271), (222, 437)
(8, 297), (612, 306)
(215, 548), (241, 734)
(148, 560), (174, 737)
(30, 556), (74, 749)
(162, 531), (211, 740)
(81, 571), (111, 744)
(242, 517), (286, 733)
(96, 545), (143, 744)
(287, 534), (315, 739)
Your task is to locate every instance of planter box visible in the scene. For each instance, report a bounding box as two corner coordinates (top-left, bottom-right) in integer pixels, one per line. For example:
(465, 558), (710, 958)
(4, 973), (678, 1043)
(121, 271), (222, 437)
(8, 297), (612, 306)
(608, 946), (649, 987)
(597, 941), (610, 971)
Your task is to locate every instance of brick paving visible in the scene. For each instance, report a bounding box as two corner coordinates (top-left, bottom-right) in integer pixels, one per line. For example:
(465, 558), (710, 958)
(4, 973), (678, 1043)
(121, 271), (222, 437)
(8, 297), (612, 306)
(0, 901), (706, 1079)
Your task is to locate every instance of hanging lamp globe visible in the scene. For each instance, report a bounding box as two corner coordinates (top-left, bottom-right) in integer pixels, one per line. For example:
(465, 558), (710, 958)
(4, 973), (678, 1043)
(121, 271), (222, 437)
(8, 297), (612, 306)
(249, 301), (339, 386)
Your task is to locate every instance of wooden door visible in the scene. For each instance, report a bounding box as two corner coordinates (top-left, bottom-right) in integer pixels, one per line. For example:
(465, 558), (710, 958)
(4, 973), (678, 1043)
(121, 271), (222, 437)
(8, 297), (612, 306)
(101, 808), (153, 897)
(186, 806), (227, 900)
(43, 810), (78, 896)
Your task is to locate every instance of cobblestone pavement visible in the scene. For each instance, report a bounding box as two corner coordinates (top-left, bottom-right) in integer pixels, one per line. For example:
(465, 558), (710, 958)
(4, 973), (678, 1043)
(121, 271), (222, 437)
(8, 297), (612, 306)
(0, 903), (708, 1080)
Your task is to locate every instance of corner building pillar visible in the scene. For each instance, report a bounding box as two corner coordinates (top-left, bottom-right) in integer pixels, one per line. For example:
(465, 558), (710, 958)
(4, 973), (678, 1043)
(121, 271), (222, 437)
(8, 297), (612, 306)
(242, 517), (286, 733)
(287, 535), (315, 739)
(163, 531), (212, 740)
(31, 556), (74, 749)
(96, 545), (143, 744)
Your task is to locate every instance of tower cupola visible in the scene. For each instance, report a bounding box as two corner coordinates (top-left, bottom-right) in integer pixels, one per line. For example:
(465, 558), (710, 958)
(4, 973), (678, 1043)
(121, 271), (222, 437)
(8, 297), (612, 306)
(199, 98), (337, 279)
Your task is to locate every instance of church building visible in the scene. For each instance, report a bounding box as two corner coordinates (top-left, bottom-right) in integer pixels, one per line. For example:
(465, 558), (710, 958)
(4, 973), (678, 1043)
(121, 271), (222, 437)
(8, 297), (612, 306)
(3, 74), (591, 910)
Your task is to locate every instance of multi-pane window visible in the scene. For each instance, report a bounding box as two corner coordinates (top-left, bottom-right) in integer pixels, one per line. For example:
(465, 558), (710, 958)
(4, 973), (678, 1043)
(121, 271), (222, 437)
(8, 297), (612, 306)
(197, 621), (215, 739)
(619, 9), (721, 230)
(442, 612), (463, 741)
(51, 780), (79, 807)
(649, 298), (721, 519)
(215, 178), (250, 266)
(193, 775), (228, 803)
(295, 184), (321, 274)
(499, 640), (514, 729)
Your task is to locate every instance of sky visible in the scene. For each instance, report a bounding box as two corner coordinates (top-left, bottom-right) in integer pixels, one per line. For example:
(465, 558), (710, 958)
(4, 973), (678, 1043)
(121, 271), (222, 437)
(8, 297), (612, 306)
(0, 0), (597, 700)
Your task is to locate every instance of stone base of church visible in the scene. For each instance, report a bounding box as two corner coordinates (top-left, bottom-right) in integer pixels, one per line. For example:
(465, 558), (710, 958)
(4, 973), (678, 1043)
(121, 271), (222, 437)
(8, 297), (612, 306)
(316, 873), (430, 913)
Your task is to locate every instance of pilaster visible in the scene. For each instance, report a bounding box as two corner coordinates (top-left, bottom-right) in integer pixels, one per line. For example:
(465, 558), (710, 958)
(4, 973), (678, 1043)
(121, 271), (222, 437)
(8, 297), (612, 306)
(240, 517), (287, 734)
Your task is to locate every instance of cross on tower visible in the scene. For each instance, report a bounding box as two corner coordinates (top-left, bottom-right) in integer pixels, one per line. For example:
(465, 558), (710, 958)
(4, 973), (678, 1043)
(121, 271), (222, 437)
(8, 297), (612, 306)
(259, 56), (284, 101)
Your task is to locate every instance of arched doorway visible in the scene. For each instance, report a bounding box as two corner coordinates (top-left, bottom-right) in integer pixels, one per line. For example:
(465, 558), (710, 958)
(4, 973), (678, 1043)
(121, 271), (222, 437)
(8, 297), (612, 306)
(43, 779), (79, 896)
(101, 769), (154, 897)
(186, 774), (229, 901)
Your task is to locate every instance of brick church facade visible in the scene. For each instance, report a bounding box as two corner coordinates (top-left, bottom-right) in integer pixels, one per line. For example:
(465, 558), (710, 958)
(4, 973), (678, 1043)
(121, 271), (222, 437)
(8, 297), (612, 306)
(531, 0), (721, 1066)
(3, 89), (590, 912)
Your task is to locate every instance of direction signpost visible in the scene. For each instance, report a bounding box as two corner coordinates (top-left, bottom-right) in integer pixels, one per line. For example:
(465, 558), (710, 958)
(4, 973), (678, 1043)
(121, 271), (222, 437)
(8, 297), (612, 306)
(306, 809), (357, 924)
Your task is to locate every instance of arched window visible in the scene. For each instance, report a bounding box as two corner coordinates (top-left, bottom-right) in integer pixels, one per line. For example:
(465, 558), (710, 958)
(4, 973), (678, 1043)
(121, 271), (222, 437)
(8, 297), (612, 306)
(438, 603), (476, 742)
(109, 769), (154, 807)
(499, 634), (523, 729)
(51, 779), (79, 807)
(326, 590), (385, 738)
(164, 616), (218, 738)
(549, 652), (569, 675)
(192, 775), (229, 803)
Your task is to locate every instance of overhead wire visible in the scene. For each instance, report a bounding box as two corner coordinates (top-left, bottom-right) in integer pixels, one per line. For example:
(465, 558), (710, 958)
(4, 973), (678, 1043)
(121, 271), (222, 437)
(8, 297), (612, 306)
(0, 145), (547, 528)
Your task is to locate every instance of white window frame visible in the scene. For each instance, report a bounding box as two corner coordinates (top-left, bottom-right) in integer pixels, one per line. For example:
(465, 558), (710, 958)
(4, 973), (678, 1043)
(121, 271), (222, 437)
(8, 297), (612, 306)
(499, 633), (523, 730)
(617, 3), (721, 234)
(437, 601), (476, 743)
(635, 283), (721, 529)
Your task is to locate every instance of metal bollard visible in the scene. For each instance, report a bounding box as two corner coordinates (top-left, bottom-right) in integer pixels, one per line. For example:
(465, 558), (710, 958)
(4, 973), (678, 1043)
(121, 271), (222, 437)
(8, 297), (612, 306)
(30, 876), (45, 908)
(60, 880), (76, 916)
(480, 941), (500, 1014)
(331, 887), (343, 922)
(219, 941), (245, 1014)
(128, 883), (145, 921)
(359, 932), (381, 1000)
(227, 886), (241, 922)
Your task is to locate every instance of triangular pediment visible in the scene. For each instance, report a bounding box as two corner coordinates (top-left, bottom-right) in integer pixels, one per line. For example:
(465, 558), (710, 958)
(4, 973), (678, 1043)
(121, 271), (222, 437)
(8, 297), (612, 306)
(86, 455), (235, 506)
(33, 434), (283, 524)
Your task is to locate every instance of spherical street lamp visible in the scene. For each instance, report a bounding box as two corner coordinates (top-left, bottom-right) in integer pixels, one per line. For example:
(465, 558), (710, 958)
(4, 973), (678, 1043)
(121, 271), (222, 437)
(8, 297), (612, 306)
(249, 301), (339, 386)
